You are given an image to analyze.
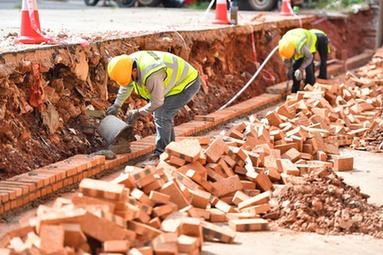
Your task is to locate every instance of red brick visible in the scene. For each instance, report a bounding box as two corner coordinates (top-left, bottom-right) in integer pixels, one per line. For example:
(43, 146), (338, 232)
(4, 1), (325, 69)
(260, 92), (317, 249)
(211, 175), (243, 197)
(160, 181), (190, 209)
(40, 225), (65, 254)
(333, 156), (354, 171)
(103, 240), (130, 253)
(205, 138), (229, 163)
(238, 191), (271, 210)
(149, 191), (170, 205)
(79, 178), (127, 201)
(165, 139), (201, 162)
(200, 221), (235, 243)
(229, 218), (268, 232)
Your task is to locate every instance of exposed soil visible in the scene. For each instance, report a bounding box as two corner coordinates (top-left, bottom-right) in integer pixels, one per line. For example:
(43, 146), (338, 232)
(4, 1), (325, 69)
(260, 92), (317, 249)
(273, 171), (383, 238)
(313, 9), (377, 59)
(0, 10), (375, 179)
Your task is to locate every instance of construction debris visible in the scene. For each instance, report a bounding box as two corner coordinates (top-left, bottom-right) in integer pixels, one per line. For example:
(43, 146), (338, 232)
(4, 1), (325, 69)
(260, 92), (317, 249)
(352, 112), (383, 152)
(273, 171), (383, 238)
(4, 50), (383, 252)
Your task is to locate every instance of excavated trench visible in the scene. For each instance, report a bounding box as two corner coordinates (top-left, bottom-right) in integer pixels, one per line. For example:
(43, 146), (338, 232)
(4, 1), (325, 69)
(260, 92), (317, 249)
(0, 10), (376, 180)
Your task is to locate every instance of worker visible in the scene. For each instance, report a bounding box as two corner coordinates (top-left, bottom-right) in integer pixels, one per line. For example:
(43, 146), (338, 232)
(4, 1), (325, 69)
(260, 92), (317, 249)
(106, 51), (201, 159)
(278, 28), (329, 93)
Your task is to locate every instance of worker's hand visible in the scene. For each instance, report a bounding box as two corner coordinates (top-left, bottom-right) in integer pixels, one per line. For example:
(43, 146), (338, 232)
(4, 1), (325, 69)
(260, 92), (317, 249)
(106, 104), (120, 116)
(126, 109), (140, 125)
(294, 69), (305, 81)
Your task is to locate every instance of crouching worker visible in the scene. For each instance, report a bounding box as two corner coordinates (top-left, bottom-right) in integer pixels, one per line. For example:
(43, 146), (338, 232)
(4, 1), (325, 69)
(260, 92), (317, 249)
(106, 51), (201, 159)
(278, 28), (329, 93)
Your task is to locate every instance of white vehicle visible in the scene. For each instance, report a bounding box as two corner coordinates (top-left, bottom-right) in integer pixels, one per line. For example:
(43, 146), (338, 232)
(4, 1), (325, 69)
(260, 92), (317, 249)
(245, 0), (304, 11)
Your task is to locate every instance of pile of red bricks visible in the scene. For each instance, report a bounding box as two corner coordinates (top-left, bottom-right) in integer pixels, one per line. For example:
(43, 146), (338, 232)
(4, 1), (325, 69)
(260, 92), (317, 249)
(0, 165), (238, 254)
(274, 171), (383, 237)
(4, 69), (383, 253)
(350, 50), (383, 152)
(1, 51), (382, 254)
(0, 93), (281, 215)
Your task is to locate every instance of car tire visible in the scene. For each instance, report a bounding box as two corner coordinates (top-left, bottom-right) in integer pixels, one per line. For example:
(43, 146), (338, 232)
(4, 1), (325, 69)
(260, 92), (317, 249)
(162, 0), (184, 8)
(137, 0), (162, 7)
(247, 0), (277, 11)
(117, 0), (137, 7)
(84, 0), (100, 6)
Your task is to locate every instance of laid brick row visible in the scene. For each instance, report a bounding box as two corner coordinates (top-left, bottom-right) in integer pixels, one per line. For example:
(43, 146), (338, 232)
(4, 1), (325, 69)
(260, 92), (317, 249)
(0, 93), (282, 215)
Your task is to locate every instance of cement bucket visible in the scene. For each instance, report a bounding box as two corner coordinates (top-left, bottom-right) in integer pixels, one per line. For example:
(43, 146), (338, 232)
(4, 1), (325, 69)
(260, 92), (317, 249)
(97, 115), (133, 146)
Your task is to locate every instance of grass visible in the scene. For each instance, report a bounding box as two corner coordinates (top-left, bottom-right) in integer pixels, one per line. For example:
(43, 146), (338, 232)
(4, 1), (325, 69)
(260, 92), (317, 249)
(187, 1), (210, 10)
(307, 0), (367, 10)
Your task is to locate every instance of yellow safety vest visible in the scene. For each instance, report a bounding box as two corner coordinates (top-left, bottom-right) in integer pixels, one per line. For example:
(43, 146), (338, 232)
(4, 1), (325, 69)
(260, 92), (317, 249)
(281, 28), (318, 60)
(309, 29), (326, 36)
(129, 51), (198, 100)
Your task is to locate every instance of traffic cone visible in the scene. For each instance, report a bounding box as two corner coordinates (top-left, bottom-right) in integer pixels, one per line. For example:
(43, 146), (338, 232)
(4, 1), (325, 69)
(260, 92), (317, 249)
(213, 0), (229, 25)
(17, 0), (50, 44)
(280, 0), (294, 16)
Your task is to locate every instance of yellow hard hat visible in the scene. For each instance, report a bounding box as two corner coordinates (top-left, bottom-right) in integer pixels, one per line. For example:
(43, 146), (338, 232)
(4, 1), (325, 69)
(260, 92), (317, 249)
(278, 39), (295, 60)
(107, 55), (133, 86)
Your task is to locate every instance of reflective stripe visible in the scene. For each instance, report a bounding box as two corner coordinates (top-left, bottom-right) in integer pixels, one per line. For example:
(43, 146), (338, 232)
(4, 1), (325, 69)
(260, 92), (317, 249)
(306, 30), (313, 50)
(130, 51), (199, 100)
(140, 51), (163, 78)
(166, 56), (178, 87)
(147, 51), (161, 61)
(141, 63), (162, 78)
(296, 36), (307, 54)
(175, 63), (189, 87)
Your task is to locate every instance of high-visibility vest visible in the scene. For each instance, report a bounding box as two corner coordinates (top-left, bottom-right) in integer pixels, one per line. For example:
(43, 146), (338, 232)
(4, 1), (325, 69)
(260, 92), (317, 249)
(309, 29), (326, 36)
(309, 29), (330, 53)
(129, 51), (198, 100)
(281, 28), (318, 60)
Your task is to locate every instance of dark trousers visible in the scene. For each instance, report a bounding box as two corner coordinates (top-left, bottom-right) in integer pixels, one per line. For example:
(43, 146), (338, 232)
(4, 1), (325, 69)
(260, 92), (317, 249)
(153, 78), (201, 155)
(291, 33), (328, 93)
(315, 33), (328, 79)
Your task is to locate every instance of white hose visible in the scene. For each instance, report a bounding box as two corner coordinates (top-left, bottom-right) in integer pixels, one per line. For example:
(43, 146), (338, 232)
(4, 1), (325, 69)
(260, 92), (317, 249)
(204, 0), (216, 18)
(219, 45), (279, 110)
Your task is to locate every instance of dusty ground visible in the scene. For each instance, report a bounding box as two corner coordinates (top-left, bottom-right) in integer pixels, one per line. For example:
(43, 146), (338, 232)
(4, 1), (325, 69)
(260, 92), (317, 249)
(1, 103), (383, 255)
(0, 8), (307, 53)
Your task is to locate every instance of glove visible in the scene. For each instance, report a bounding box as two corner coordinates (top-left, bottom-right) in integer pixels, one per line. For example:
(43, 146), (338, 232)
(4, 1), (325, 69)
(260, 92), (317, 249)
(294, 69), (305, 81)
(126, 109), (140, 125)
(106, 104), (120, 116)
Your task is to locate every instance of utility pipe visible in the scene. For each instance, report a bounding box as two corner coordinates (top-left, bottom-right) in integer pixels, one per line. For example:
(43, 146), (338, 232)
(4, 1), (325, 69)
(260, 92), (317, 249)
(219, 45), (279, 110)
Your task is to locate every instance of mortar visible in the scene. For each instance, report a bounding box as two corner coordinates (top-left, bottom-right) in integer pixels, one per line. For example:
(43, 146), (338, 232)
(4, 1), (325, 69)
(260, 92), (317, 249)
(97, 115), (135, 153)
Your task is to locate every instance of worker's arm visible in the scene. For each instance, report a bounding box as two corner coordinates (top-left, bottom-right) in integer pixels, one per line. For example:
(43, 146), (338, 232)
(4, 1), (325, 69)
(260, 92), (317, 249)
(300, 45), (314, 70)
(137, 69), (167, 116)
(114, 85), (134, 107)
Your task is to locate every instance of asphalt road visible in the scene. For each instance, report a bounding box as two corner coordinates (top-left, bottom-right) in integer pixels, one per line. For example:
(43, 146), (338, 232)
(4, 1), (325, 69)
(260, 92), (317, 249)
(0, 0), (99, 9)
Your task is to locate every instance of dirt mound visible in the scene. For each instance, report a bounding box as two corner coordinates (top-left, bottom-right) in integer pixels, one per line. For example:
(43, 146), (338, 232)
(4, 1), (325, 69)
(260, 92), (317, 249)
(352, 114), (383, 152)
(273, 171), (383, 238)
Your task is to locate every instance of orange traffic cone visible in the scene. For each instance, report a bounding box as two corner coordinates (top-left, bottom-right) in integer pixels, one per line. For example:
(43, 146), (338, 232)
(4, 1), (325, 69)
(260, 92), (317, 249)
(213, 0), (229, 25)
(17, 0), (50, 44)
(280, 0), (294, 16)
